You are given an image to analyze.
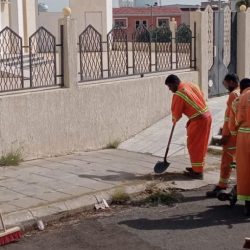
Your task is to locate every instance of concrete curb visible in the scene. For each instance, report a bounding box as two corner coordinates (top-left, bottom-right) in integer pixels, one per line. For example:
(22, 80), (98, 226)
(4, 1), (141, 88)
(3, 171), (219, 231)
(3, 181), (151, 231)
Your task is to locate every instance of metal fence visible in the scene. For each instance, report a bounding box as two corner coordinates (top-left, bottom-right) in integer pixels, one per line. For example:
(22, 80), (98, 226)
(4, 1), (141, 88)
(0, 26), (63, 93)
(79, 23), (196, 83)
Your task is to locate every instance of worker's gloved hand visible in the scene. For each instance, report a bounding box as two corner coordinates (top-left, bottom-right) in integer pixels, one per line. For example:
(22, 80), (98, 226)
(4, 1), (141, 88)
(221, 135), (230, 145)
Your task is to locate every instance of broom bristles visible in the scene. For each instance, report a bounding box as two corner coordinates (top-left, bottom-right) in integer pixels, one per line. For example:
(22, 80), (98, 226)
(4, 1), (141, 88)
(244, 237), (250, 249)
(0, 227), (22, 246)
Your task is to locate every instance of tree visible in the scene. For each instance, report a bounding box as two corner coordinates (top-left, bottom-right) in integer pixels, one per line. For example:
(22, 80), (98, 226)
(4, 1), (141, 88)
(236, 0), (250, 9)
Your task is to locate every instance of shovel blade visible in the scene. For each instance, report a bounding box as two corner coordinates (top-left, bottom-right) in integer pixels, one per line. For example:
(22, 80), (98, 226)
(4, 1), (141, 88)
(154, 161), (170, 174)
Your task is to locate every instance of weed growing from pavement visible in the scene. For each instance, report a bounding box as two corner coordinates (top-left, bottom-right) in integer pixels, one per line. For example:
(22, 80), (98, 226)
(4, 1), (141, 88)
(142, 189), (183, 206)
(0, 150), (23, 166)
(111, 188), (131, 204)
(106, 140), (120, 149)
(111, 186), (183, 207)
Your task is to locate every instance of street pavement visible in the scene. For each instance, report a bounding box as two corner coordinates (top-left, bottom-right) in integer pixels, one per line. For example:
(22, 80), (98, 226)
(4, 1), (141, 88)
(3, 187), (249, 250)
(0, 96), (227, 229)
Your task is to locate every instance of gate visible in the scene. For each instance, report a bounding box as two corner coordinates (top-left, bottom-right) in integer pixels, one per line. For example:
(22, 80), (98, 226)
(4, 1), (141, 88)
(207, 5), (237, 97)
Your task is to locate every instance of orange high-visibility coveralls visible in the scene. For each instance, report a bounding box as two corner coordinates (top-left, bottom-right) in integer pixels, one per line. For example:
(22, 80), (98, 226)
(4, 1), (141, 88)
(218, 89), (240, 188)
(171, 82), (212, 173)
(235, 87), (250, 201)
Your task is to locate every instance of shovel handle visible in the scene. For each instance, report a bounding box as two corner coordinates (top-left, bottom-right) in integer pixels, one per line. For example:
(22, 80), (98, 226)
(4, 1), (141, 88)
(164, 124), (175, 163)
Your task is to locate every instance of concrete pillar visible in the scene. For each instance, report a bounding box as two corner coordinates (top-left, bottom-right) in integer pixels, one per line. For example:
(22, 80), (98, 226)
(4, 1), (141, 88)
(59, 16), (78, 88)
(9, 0), (24, 38)
(237, 9), (250, 79)
(22, 0), (37, 46)
(169, 17), (177, 52)
(190, 10), (209, 99)
(0, 2), (11, 30)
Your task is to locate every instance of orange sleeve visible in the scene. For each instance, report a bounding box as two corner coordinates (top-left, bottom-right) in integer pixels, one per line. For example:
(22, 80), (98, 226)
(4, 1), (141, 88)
(236, 97), (246, 127)
(229, 97), (239, 135)
(171, 94), (185, 124)
(222, 94), (235, 136)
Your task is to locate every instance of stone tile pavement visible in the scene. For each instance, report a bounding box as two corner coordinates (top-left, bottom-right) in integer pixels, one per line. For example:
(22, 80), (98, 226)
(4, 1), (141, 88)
(119, 96), (227, 157)
(0, 149), (221, 228)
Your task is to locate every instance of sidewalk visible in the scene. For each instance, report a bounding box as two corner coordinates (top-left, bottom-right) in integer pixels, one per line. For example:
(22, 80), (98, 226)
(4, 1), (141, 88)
(119, 96), (227, 157)
(0, 149), (220, 229)
(0, 96), (227, 229)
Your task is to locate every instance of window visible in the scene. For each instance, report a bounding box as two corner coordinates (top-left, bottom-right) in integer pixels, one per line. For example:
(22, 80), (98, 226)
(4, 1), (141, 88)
(114, 18), (127, 28)
(135, 20), (148, 29)
(157, 18), (170, 27)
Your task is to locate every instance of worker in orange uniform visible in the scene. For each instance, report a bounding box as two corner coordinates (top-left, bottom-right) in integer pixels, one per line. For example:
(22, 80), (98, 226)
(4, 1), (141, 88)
(234, 78), (250, 216)
(206, 74), (240, 198)
(165, 74), (212, 179)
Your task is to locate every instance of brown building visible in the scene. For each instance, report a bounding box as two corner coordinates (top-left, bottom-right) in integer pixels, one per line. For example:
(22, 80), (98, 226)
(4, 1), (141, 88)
(113, 6), (182, 40)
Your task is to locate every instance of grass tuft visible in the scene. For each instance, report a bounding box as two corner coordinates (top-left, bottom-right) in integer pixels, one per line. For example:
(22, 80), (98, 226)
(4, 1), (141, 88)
(0, 150), (23, 167)
(106, 140), (120, 149)
(111, 188), (130, 204)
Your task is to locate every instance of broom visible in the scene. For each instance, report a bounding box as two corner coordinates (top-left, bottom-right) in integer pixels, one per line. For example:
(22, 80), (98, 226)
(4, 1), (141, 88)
(0, 211), (22, 246)
(244, 238), (250, 249)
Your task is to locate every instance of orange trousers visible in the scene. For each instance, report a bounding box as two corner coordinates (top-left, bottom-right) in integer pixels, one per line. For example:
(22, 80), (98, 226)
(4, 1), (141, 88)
(218, 136), (236, 188)
(236, 133), (250, 201)
(187, 113), (212, 173)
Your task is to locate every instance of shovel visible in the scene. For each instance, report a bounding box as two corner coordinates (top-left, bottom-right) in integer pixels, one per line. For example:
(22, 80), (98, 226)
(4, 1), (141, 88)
(154, 124), (175, 174)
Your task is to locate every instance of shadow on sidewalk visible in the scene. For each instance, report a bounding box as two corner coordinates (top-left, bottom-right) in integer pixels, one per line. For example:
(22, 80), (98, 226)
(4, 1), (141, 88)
(119, 205), (250, 230)
(78, 170), (196, 182)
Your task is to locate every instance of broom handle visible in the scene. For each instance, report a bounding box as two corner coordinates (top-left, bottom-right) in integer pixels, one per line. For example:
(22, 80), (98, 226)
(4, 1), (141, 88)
(0, 212), (6, 232)
(164, 124), (176, 162)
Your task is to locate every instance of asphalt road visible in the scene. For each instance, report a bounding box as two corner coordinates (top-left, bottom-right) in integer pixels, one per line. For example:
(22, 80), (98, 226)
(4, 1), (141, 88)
(3, 187), (250, 250)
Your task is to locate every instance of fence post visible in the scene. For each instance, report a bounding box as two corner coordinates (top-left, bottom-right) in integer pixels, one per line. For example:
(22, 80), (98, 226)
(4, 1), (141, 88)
(169, 18), (177, 55)
(190, 10), (209, 99)
(237, 9), (250, 79)
(58, 10), (78, 88)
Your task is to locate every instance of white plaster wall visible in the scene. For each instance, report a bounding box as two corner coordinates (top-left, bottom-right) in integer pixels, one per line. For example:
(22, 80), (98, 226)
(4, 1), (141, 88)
(37, 12), (63, 41)
(0, 71), (198, 160)
(69, 0), (112, 39)
(237, 10), (250, 79)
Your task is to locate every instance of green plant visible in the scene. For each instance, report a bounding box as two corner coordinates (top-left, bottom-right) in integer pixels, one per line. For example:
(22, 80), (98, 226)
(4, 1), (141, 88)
(111, 188), (130, 204)
(150, 26), (172, 43)
(176, 24), (192, 43)
(106, 140), (120, 149)
(144, 189), (183, 206)
(0, 150), (23, 166)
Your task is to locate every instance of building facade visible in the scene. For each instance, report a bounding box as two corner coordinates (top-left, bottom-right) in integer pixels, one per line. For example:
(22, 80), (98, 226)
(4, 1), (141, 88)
(113, 6), (182, 40)
(0, 0), (37, 45)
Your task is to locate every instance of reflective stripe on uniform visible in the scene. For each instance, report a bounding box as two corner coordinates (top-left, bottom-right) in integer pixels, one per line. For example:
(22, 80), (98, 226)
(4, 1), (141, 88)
(230, 131), (237, 136)
(239, 127), (250, 133)
(237, 195), (250, 201)
(175, 90), (208, 120)
(219, 177), (229, 184)
(191, 162), (203, 167)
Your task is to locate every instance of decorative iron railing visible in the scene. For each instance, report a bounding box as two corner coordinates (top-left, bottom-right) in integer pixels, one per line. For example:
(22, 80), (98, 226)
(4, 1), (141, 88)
(79, 23), (196, 83)
(0, 26), (63, 92)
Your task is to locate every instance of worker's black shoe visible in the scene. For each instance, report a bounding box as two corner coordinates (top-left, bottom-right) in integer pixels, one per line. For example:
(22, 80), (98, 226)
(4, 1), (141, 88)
(217, 186), (237, 206)
(206, 186), (226, 198)
(184, 170), (203, 180)
(244, 201), (250, 216)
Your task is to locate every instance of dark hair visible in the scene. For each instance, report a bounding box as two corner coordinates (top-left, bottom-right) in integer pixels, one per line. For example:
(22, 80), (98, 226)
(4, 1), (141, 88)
(240, 78), (250, 92)
(165, 74), (181, 85)
(224, 73), (239, 83)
